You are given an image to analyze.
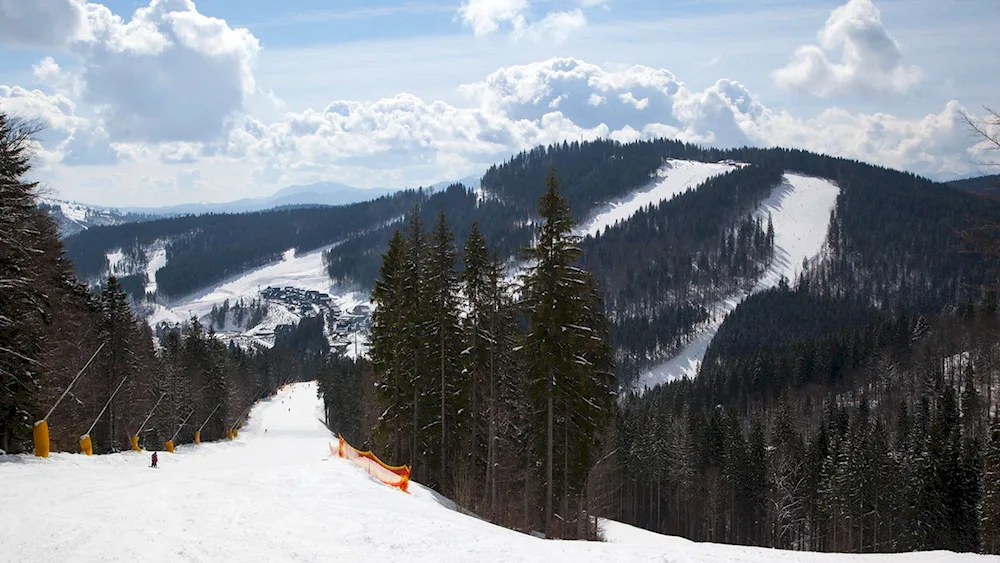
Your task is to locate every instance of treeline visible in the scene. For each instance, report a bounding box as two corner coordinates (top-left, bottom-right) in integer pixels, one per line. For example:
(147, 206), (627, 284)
(207, 298), (268, 332)
(62, 190), (426, 298)
(326, 142), (1000, 384)
(320, 170), (616, 539)
(323, 183), (534, 287)
(480, 138), (725, 217)
(581, 163), (779, 384)
(324, 139), (727, 288)
(0, 113), (303, 455)
(614, 297), (1000, 553)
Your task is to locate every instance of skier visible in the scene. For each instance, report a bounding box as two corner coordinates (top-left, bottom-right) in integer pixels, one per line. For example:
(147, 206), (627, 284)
(151, 451), (158, 468)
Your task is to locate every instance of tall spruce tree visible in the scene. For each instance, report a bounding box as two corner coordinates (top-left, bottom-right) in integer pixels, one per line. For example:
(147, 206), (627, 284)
(461, 222), (492, 487)
(96, 276), (142, 452)
(0, 114), (48, 452)
(370, 230), (411, 460)
(424, 208), (464, 491)
(520, 166), (615, 536)
(402, 209), (430, 478)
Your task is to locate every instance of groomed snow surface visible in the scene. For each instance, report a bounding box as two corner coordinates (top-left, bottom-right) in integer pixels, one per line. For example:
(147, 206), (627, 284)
(2, 382), (991, 563)
(578, 159), (742, 238)
(635, 173), (841, 391)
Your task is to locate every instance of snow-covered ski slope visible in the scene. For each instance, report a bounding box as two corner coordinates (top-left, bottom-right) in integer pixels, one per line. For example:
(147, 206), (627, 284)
(147, 243), (367, 325)
(634, 173), (841, 391)
(167, 245), (339, 320)
(578, 159), (741, 238)
(2, 382), (990, 563)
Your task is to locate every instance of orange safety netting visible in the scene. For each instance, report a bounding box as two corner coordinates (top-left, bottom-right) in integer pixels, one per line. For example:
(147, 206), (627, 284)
(332, 434), (411, 493)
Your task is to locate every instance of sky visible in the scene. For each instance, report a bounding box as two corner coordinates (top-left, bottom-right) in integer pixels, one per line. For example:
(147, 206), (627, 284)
(0, 0), (998, 207)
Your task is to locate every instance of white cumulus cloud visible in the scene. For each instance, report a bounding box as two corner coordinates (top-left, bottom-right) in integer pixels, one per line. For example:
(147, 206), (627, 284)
(71, 0), (261, 144)
(457, 0), (588, 43)
(0, 0), (88, 48)
(0, 84), (120, 166)
(772, 0), (922, 97)
(214, 57), (977, 193)
(513, 9), (587, 44)
(2, 51), (986, 205)
(458, 0), (529, 36)
(15, 0), (260, 160)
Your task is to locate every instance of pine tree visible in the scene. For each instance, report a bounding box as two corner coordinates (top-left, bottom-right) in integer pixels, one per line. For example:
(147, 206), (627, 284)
(981, 417), (1000, 553)
(484, 249), (526, 521)
(95, 276), (143, 452)
(424, 208), (464, 492)
(520, 166), (615, 536)
(0, 114), (47, 453)
(402, 210), (431, 478)
(370, 230), (410, 460)
(461, 222), (492, 498)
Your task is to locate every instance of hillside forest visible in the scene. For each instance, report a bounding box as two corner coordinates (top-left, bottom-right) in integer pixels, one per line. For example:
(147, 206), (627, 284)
(7, 107), (1000, 553)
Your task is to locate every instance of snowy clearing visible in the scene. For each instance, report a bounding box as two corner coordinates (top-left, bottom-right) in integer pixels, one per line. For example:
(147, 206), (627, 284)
(147, 243), (372, 354)
(144, 245), (167, 295)
(164, 245), (339, 321)
(577, 159), (741, 238)
(635, 173), (841, 391)
(105, 248), (126, 276)
(1, 381), (990, 563)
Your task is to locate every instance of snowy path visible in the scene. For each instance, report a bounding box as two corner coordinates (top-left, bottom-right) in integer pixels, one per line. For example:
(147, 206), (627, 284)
(634, 173), (841, 390)
(2, 382), (993, 563)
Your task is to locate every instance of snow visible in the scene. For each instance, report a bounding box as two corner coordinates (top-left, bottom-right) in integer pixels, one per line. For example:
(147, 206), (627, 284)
(145, 246), (168, 294)
(577, 159), (741, 238)
(635, 173), (841, 391)
(146, 243), (373, 356)
(1, 381), (991, 563)
(600, 519), (987, 563)
(146, 302), (184, 326)
(59, 201), (88, 223)
(105, 249), (126, 276)
(164, 245), (340, 321)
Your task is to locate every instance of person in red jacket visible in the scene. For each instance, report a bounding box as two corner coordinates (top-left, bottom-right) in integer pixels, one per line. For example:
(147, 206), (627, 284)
(151, 451), (158, 468)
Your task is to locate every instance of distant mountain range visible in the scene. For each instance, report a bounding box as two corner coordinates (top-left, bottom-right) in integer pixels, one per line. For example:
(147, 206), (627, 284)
(116, 183), (397, 216)
(37, 198), (158, 238)
(115, 175), (482, 215)
(39, 174), (482, 237)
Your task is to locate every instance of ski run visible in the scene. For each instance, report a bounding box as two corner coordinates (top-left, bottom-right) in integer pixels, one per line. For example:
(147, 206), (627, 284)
(634, 173), (842, 390)
(577, 159), (742, 238)
(2, 382), (993, 563)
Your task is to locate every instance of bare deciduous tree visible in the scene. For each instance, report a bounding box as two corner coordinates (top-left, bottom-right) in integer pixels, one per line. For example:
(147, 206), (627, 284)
(964, 106), (1000, 172)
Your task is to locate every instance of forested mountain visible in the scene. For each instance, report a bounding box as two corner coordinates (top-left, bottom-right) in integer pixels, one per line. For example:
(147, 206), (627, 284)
(614, 295), (1000, 553)
(37, 198), (158, 238)
(62, 191), (426, 298)
(318, 140), (1000, 551)
(9, 104), (1000, 554)
(950, 174), (1000, 195)
(0, 113), (332, 456)
(65, 140), (1000, 388)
